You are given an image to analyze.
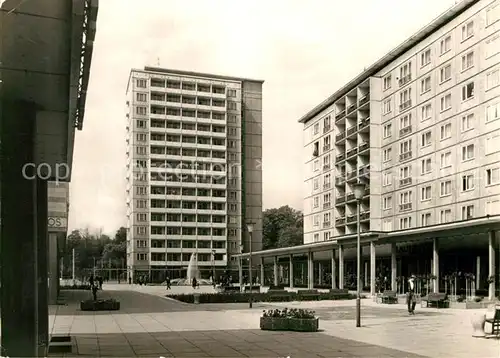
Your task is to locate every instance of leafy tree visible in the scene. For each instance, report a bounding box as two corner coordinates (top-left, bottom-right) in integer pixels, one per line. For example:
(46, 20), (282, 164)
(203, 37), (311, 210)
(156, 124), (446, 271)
(262, 206), (303, 250)
(101, 227), (127, 268)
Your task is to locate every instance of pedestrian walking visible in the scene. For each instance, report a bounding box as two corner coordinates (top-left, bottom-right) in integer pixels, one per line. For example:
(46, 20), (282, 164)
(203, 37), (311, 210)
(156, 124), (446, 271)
(407, 275), (417, 315)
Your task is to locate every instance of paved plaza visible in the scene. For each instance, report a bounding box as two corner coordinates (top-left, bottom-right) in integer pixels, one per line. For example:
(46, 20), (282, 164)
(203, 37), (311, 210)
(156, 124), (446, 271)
(6, 284), (497, 357)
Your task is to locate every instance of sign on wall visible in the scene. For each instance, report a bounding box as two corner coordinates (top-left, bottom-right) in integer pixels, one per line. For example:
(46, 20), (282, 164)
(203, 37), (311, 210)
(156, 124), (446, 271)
(48, 216), (67, 232)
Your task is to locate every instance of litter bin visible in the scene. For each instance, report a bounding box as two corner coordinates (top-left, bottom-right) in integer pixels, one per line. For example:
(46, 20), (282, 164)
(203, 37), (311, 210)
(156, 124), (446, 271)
(193, 293), (200, 304)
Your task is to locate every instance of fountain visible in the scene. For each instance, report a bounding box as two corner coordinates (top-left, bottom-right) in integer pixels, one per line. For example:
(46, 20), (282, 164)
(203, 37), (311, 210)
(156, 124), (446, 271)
(169, 253), (212, 286)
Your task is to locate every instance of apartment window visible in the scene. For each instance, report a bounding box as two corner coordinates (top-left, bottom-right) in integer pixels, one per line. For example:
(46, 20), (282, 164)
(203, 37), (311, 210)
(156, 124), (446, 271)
(462, 174), (475, 191)
(440, 151), (451, 168)
(400, 165), (411, 180)
(439, 64), (452, 83)
(399, 61), (411, 83)
(461, 51), (474, 71)
(421, 213), (431, 226)
(136, 253), (147, 261)
(323, 154), (330, 169)
(486, 102), (500, 122)
(421, 131), (432, 147)
(228, 102), (237, 110)
(323, 232), (330, 241)
(461, 113), (474, 132)
(461, 144), (474, 161)
(313, 160), (319, 171)
(324, 115), (331, 128)
(440, 180), (452, 196)
(136, 133), (147, 141)
(420, 76), (431, 94)
(227, 89), (237, 97)
(383, 75), (392, 90)
(136, 186), (146, 195)
(136, 199), (147, 208)
(421, 103), (432, 121)
(383, 123), (392, 138)
(383, 196), (392, 210)
(486, 3), (500, 26)
(486, 167), (500, 185)
(382, 219), (393, 231)
(324, 173), (331, 187)
(136, 146), (146, 155)
(400, 139), (411, 155)
(440, 35), (451, 55)
(136, 106), (147, 115)
(486, 69), (500, 90)
(313, 123), (319, 135)
(399, 88), (411, 111)
(313, 196), (319, 208)
(323, 193), (331, 205)
(421, 157), (432, 174)
(421, 186), (432, 201)
(421, 48), (431, 67)
(487, 132), (500, 155)
(440, 123), (451, 140)
(400, 114), (411, 129)
(323, 212), (331, 224)
(461, 205), (474, 220)
(440, 209), (452, 223)
(136, 93), (147, 102)
(400, 217), (412, 229)
(313, 215), (319, 226)
(229, 216), (237, 224)
(136, 213), (147, 222)
(136, 120), (146, 129)
(382, 99), (392, 114)
(461, 21), (474, 41)
(229, 203), (238, 211)
(313, 178), (319, 190)
(486, 35), (500, 58)
(400, 191), (411, 205)
(486, 200), (500, 215)
(136, 226), (146, 235)
(136, 79), (147, 88)
(461, 82), (475, 101)
(383, 147), (392, 162)
(383, 171), (392, 186)
(440, 94), (452, 112)
(313, 233), (320, 242)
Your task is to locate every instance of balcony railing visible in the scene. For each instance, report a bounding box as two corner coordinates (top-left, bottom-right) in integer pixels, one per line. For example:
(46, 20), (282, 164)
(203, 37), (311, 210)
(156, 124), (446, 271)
(335, 176), (345, 186)
(323, 221), (331, 228)
(358, 117), (370, 131)
(399, 151), (412, 162)
(324, 125), (331, 133)
(359, 94), (370, 106)
(400, 203), (412, 211)
(358, 165), (370, 178)
(346, 148), (358, 158)
(364, 188), (370, 197)
(347, 215), (357, 223)
(335, 110), (346, 121)
(323, 144), (331, 152)
(347, 170), (358, 181)
(400, 177), (412, 186)
(323, 164), (331, 171)
(336, 132), (346, 142)
(358, 142), (369, 152)
(346, 193), (355, 202)
(335, 217), (346, 226)
(336, 153), (346, 162)
(347, 126), (357, 136)
(399, 100), (412, 112)
(323, 202), (331, 209)
(336, 195), (346, 204)
(399, 125), (412, 137)
(399, 74), (412, 87)
(347, 103), (357, 114)
(324, 182), (331, 190)
(360, 211), (370, 221)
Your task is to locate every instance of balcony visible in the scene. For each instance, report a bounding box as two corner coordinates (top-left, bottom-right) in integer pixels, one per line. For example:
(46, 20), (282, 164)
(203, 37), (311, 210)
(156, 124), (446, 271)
(346, 170), (358, 182)
(364, 188), (370, 197)
(359, 94), (370, 106)
(399, 100), (412, 112)
(323, 202), (331, 209)
(346, 193), (355, 202)
(358, 118), (370, 131)
(358, 165), (370, 178)
(336, 132), (346, 143)
(347, 215), (357, 223)
(400, 203), (412, 211)
(399, 151), (412, 162)
(323, 164), (331, 171)
(313, 149), (319, 157)
(324, 125), (331, 133)
(399, 74), (412, 87)
(400, 177), (412, 186)
(358, 142), (369, 153)
(336, 153), (346, 162)
(399, 125), (412, 137)
(347, 126), (357, 137)
(324, 182), (331, 190)
(335, 110), (346, 122)
(347, 103), (357, 114)
(335, 217), (346, 226)
(346, 148), (358, 158)
(323, 144), (331, 152)
(323, 221), (331, 228)
(335, 176), (345, 186)
(360, 211), (370, 221)
(336, 195), (346, 204)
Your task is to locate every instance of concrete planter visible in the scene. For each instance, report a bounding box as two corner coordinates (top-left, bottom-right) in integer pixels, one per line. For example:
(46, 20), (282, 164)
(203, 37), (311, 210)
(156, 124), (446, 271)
(260, 317), (289, 331)
(259, 317), (319, 332)
(471, 312), (486, 337)
(80, 299), (120, 311)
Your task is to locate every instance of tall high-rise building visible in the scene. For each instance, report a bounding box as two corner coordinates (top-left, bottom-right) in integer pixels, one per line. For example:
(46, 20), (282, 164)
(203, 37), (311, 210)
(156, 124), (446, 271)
(301, 0), (500, 244)
(125, 67), (263, 282)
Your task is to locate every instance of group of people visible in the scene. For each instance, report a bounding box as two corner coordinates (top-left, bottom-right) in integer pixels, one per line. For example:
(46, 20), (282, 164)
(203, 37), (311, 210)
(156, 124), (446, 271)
(88, 274), (103, 301)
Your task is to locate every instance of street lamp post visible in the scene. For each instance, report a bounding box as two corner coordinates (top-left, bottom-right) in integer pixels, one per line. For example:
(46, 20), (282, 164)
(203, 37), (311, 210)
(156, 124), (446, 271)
(247, 222), (255, 308)
(211, 249), (216, 285)
(353, 182), (366, 328)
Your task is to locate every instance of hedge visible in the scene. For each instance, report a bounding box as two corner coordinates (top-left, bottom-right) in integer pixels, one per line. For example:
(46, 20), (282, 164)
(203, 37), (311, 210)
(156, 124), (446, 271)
(167, 291), (355, 304)
(61, 284), (90, 290)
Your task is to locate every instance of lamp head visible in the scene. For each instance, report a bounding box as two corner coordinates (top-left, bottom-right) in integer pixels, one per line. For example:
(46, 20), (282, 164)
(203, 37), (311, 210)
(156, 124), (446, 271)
(353, 182), (366, 200)
(246, 222), (254, 233)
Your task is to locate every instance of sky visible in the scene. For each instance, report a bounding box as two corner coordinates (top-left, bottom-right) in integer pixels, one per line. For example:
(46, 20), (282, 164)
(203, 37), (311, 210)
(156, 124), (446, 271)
(69, 0), (458, 234)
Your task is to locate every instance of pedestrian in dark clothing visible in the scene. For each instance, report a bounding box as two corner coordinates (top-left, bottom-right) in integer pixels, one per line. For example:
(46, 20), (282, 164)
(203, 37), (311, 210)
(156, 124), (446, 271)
(166, 276), (171, 290)
(98, 276), (103, 290)
(129, 276), (132, 285)
(407, 275), (417, 315)
(192, 277), (197, 290)
(89, 274), (94, 289)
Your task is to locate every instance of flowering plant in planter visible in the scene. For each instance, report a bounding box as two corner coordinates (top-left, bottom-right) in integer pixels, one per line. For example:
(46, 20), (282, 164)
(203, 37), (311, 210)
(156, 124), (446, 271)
(260, 308), (318, 332)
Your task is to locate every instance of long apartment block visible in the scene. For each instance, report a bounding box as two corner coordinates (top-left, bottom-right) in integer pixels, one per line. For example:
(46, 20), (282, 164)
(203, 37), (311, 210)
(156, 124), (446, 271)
(125, 67), (263, 279)
(301, 0), (500, 244)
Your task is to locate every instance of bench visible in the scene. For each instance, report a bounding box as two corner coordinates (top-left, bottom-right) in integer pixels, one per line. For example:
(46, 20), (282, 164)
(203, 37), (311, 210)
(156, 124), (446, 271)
(380, 290), (397, 304)
(221, 286), (240, 293)
(485, 307), (500, 337)
(422, 293), (448, 308)
(297, 289), (320, 301)
(266, 289), (294, 302)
